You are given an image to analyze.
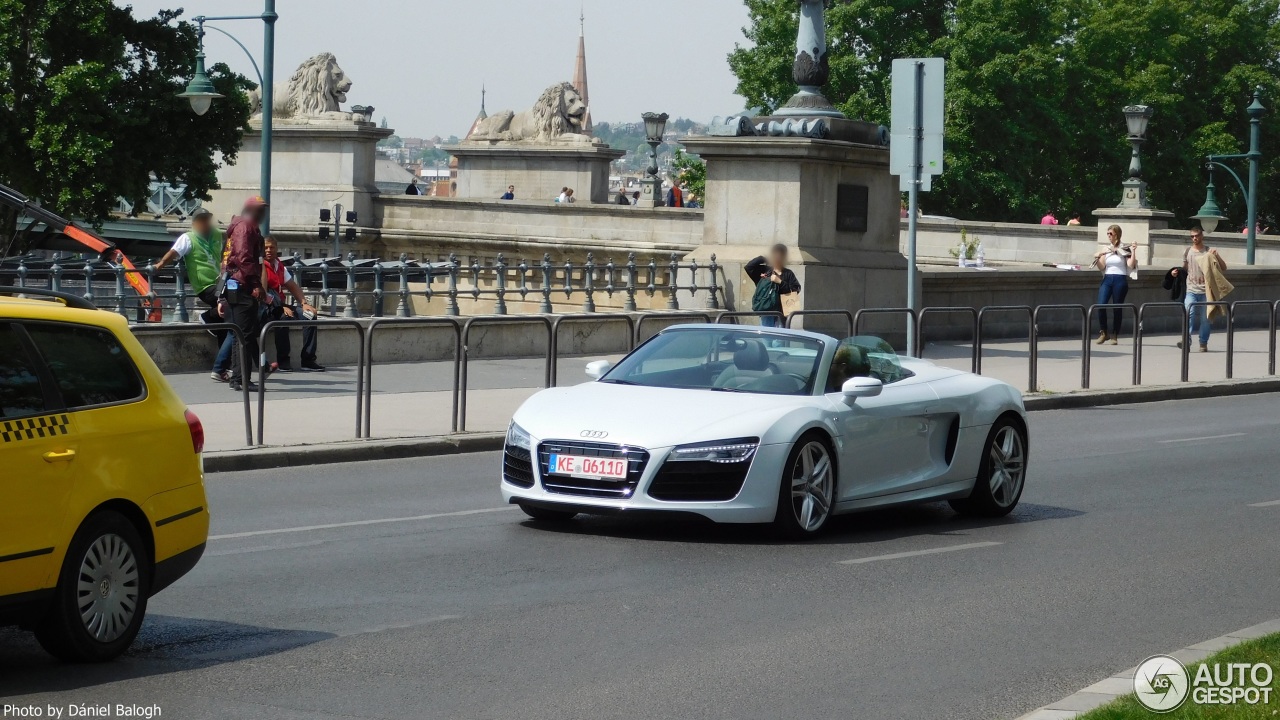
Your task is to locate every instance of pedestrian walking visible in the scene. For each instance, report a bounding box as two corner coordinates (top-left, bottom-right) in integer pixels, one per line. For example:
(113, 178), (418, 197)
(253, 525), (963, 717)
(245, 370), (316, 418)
(745, 244), (800, 328)
(615, 188), (631, 205)
(500, 185), (515, 200)
(223, 196), (269, 392)
(666, 181), (684, 208)
(1179, 227), (1229, 352)
(154, 209), (234, 382)
(261, 237), (324, 372)
(1090, 225), (1137, 345)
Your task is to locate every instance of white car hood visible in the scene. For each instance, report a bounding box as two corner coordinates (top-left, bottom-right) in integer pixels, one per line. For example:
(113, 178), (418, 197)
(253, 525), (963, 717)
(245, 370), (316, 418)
(512, 382), (816, 449)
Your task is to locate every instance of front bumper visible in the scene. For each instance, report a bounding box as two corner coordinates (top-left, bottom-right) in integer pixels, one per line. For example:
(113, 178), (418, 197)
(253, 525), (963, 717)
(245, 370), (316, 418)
(500, 439), (790, 524)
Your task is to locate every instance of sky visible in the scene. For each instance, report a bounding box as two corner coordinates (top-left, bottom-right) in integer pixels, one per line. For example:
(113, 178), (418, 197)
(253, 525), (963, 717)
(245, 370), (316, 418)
(115, 0), (754, 139)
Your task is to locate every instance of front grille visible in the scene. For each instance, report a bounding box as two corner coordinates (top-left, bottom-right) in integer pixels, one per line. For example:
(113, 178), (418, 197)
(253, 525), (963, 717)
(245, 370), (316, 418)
(502, 445), (534, 488)
(648, 459), (752, 502)
(537, 440), (649, 498)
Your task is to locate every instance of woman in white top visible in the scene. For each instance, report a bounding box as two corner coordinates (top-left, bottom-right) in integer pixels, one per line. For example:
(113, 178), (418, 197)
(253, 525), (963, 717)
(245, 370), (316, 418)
(1091, 224), (1138, 345)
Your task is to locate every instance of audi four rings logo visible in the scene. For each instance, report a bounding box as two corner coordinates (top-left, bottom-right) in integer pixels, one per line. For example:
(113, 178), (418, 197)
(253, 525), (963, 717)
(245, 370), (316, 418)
(580, 430), (608, 439)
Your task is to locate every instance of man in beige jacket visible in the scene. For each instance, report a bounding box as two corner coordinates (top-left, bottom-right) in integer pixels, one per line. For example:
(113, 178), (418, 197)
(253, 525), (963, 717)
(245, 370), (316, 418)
(1180, 227), (1228, 352)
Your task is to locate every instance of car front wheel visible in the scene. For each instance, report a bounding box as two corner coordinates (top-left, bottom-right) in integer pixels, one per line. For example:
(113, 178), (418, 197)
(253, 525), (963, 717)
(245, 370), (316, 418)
(773, 434), (835, 538)
(35, 511), (151, 662)
(950, 416), (1027, 517)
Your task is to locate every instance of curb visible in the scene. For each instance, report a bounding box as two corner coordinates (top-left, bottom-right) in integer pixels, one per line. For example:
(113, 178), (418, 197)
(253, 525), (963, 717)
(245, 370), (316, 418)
(204, 432), (506, 474)
(1024, 377), (1280, 411)
(1015, 617), (1280, 719)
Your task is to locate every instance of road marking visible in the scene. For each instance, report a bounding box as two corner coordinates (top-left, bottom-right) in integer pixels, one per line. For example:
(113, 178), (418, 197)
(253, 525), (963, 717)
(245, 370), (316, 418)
(836, 541), (1002, 565)
(1248, 499), (1280, 508)
(209, 507), (516, 541)
(1157, 432), (1246, 444)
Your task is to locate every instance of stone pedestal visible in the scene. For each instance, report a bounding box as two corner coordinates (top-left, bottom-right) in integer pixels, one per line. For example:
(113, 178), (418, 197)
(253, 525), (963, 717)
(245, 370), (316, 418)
(1092, 206), (1176, 266)
(639, 176), (662, 208)
(447, 143), (625, 204)
(206, 118), (393, 231)
(680, 136), (915, 336)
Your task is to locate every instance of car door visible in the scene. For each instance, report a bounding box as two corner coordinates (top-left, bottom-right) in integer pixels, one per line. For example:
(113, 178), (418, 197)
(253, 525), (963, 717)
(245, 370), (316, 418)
(829, 378), (941, 501)
(0, 322), (79, 598)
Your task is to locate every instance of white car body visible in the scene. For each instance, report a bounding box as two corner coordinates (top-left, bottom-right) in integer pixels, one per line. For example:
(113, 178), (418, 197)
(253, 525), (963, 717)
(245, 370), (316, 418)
(501, 325), (1027, 526)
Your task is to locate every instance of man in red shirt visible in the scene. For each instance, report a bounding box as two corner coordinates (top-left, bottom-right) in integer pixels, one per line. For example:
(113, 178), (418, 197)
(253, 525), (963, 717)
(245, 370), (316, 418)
(223, 196), (269, 392)
(261, 237), (323, 372)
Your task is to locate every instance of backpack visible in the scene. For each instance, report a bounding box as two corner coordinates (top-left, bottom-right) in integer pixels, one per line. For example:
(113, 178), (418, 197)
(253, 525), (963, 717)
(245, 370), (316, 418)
(751, 277), (779, 312)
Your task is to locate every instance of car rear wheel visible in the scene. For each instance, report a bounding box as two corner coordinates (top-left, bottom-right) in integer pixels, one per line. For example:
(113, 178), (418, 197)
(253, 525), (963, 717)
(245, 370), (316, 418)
(950, 416), (1027, 518)
(35, 511), (150, 662)
(773, 435), (835, 538)
(518, 503), (578, 523)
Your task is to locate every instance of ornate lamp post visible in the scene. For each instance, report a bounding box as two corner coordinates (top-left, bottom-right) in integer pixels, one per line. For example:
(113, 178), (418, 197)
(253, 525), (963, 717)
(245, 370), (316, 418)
(1117, 105), (1153, 208)
(178, 0), (278, 233)
(640, 112), (669, 208)
(1193, 88), (1265, 264)
(775, 0), (843, 118)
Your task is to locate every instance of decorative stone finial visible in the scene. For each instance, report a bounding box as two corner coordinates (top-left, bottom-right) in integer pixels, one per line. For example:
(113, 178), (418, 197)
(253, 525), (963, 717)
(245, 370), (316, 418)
(776, 0), (844, 118)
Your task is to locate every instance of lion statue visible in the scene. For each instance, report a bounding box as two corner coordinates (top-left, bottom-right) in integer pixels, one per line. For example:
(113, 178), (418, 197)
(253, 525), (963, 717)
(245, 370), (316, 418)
(247, 52), (355, 120)
(468, 82), (594, 143)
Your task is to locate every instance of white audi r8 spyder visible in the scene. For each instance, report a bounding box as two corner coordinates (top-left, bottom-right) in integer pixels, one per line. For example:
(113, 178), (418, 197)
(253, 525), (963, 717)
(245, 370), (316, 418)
(501, 324), (1028, 537)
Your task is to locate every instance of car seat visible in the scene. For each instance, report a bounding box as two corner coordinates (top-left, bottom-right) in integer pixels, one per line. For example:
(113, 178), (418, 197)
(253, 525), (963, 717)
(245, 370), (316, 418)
(713, 339), (777, 388)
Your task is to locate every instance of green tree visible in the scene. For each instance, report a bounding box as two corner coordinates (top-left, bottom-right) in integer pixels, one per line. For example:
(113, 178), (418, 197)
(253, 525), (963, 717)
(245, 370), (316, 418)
(0, 1), (251, 250)
(672, 150), (706, 204)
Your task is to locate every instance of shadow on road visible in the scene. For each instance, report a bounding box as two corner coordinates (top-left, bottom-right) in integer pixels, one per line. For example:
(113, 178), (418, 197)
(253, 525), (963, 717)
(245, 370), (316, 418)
(520, 501), (1083, 547)
(0, 615), (333, 695)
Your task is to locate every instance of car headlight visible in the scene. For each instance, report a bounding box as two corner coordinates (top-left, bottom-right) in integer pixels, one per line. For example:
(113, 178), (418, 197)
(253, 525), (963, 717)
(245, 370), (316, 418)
(506, 421), (532, 451)
(669, 438), (759, 463)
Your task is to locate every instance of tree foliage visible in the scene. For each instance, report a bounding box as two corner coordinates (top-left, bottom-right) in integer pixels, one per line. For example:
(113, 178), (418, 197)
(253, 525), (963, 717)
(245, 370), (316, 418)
(729, 0), (1280, 226)
(0, 1), (251, 249)
(672, 149), (707, 203)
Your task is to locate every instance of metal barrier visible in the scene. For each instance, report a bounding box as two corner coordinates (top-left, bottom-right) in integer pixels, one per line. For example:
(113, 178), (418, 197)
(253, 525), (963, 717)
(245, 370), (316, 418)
(1186, 301), (1234, 379)
(1228, 301), (1276, 380)
(256, 318), (367, 445)
(633, 311), (714, 346)
(854, 308), (918, 353)
(457, 316), (554, 432)
(784, 309), (855, 337)
(130, 323), (254, 447)
(1083, 303), (1139, 388)
(975, 305), (1033, 391)
(1135, 302), (1191, 384)
(1030, 305), (1088, 391)
(362, 317), (462, 437)
(916, 307), (979, 371)
(716, 310), (785, 326)
(549, 313), (637, 386)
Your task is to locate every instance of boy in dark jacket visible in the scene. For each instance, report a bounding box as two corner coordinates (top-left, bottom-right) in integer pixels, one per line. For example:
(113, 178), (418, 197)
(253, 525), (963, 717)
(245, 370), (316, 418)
(745, 244), (801, 327)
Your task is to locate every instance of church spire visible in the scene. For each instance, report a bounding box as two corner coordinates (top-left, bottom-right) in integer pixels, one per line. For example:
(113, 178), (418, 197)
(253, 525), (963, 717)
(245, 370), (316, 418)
(572, 9), (592, 132)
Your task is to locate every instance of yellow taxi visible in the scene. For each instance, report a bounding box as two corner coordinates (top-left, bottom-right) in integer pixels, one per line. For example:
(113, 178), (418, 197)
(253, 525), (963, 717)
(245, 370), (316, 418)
(0, 287), (209, 661)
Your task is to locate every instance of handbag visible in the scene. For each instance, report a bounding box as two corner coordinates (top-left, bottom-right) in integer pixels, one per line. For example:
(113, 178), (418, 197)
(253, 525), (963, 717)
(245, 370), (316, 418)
(751, 277), (779, 312)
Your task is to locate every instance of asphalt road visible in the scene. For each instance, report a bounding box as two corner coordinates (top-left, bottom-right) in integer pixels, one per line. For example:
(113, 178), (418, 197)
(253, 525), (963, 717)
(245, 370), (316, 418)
(3, 394), (1279, 719)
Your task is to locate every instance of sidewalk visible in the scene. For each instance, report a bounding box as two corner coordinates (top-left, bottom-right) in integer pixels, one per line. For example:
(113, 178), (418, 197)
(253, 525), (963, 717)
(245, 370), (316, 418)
(170, 329), (1277, 453)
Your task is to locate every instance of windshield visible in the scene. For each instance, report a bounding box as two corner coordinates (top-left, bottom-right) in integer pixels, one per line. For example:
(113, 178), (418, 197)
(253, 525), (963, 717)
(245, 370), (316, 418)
(602, 328), (825, 395)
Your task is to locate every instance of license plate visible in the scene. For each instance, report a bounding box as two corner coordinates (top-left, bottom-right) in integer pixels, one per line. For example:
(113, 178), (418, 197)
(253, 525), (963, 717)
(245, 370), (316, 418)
(547, 454), (628, 479)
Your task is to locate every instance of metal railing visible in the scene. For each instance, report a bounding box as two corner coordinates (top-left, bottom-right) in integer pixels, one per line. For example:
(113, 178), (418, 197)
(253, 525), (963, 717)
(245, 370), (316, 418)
(2, 250), (726, 321)
(256, 318), (367, 445)
(1083, 303), (1139, 389)
(917, 307), (978, 373)
(785, 309), (855, 337)
(362, 317), (462, 438)
(1031, 304), (1088, 392)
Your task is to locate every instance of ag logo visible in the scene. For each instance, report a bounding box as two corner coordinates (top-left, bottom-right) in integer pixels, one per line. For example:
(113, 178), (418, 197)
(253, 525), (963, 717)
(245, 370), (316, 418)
(1134, 654), (1190, 713)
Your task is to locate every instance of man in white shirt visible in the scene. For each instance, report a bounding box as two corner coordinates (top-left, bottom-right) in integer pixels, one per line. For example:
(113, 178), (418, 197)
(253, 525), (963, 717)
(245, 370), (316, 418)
(154, 209), (235, 382)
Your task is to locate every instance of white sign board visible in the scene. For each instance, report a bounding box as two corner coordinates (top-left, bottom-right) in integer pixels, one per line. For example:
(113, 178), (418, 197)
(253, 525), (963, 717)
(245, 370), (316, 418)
(890, 58), (945, 192)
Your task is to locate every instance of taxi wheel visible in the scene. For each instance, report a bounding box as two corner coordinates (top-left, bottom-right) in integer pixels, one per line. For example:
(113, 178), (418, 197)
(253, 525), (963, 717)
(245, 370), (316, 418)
(36, 511), (151, 662)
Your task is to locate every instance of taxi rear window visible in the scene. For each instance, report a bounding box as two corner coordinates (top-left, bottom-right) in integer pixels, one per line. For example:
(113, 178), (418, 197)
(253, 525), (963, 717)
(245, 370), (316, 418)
(0, 324), (47, 418)
(24, 323), (144, 410)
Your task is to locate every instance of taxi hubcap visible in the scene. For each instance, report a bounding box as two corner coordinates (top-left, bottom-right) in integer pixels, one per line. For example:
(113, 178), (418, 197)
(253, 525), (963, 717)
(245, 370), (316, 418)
(77, 534), (140, 643)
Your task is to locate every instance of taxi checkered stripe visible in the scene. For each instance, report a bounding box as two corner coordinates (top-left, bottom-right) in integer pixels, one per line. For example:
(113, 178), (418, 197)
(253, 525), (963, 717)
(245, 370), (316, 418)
(1, 414), (70, 443)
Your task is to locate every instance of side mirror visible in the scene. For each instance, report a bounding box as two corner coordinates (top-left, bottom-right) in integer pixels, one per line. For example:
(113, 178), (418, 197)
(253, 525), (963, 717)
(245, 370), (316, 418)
(841, 377), (883, 403)
(585, 360), (612, 380)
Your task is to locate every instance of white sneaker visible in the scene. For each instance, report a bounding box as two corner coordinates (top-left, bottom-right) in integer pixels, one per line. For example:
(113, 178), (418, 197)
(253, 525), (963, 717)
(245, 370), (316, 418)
(210, 370), (231, 382)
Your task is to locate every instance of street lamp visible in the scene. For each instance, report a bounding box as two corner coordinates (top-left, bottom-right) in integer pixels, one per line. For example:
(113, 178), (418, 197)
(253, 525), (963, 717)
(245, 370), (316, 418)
(1118, 104), (1153, 208)
(1191, 172), (1224, 235)
(1196, 87), (1266, 264)
(640, 112), (669, 208)
(178, 1), (278, 233)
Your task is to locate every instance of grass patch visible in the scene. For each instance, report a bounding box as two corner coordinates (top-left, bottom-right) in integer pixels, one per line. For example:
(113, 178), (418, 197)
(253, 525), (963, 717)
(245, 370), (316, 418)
(1076, 632), (1280, 719)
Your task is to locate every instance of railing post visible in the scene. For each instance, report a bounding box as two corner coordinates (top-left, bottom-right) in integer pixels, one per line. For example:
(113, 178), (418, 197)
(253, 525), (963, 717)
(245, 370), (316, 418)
(624, 252), (638, 312)
(113, 263), (127, 316)
(688, 256), (700, 309)
(344, 252), (358, 318)
(647, 256), (658, 301)
(172, 257), (189, 323)
(320, 261), (334, 316)
(396, 254), (411, 317)
(82, 260), (96, 308)
(50, 256), (62, 293)
(539, 253), (553, 313)
(667, 252), (679, 310)
(372, 260), (385, 317)
(446, 253), (460, 316)
(563, 258), (573, 301)
(706, 253), (720, 310)
(144, 260), (156, 322)
(15, 259), (27, 288)
(495, 253), (508, 315)
(517, 258), (530, 304)
(604, 257), (616, 305)
(582, 252), (596, 312)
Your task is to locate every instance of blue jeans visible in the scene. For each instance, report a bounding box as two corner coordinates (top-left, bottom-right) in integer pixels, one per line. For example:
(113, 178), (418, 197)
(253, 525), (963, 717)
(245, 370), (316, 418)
(213, 333), (234, 374)
(1185, 291), (1212, 345)
(1095, 274), (1129, 335)
(760, 315), (780, 328)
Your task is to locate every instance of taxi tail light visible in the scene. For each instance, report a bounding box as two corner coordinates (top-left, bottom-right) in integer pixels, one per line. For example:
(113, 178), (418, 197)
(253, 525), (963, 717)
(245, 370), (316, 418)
(185, 409), (205, 454)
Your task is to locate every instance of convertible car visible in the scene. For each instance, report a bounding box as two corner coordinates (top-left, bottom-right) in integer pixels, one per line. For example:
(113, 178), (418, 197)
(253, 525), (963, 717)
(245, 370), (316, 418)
(500, 324), (1028, 537)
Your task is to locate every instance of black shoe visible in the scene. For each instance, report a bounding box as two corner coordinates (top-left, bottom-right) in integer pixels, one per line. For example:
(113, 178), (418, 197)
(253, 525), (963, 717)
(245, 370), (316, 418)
(229, 380), (260, 392)
(198, 309), (219, 338)
(276, 362), (295, 373)
(301, 360), (326, 372)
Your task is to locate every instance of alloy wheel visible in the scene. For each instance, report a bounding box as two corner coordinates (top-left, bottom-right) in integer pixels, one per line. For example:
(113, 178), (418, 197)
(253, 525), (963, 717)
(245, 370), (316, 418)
(790, 440), (834, 532)
(987, 426), (1026, 508)
(76, 534), (141, 643)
